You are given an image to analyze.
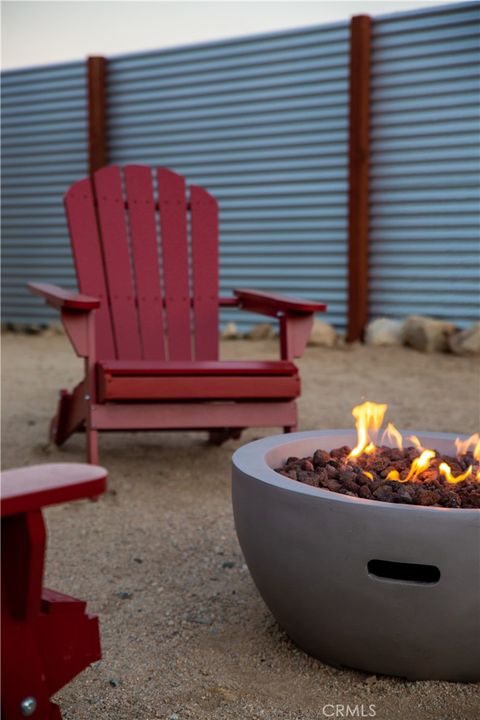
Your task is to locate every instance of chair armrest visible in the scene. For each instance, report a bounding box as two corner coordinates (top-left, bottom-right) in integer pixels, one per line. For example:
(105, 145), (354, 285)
(234, 288), (327, 360)
(234, 288), (327, 317)
(219, 296), (240, 307)
(28, 283), (100, 311)
(1, 463), (107, 516)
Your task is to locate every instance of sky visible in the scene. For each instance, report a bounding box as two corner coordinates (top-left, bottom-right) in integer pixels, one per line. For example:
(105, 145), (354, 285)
(2, 0), (462, 71)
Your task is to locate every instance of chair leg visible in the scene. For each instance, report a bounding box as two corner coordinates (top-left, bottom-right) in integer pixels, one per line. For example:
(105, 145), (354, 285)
(87, 428), (99, 465)
(50, 390), (71, 446)
(208, 428), (243, 445)
(50, 384), (86, 447)
(49, 704), (63, 720)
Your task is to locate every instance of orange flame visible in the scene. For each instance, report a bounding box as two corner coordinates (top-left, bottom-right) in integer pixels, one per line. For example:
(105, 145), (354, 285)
(349, 401), (387, 458)
(455, 433), (480, 461)
(381, 422), (403, 451)
(439, 463), (473, 484)
(345, 401), (479, 485)
(407, 435), (424, 452)
(405, 450), (436, 481)
(387, 450), (436, 483)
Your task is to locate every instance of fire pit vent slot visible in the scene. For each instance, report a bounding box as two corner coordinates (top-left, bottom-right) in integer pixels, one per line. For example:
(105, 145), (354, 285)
(367, 560), (440, 585)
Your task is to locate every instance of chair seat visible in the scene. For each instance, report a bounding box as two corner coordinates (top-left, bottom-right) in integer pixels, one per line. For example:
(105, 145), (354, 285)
(98, 360), (300, 401)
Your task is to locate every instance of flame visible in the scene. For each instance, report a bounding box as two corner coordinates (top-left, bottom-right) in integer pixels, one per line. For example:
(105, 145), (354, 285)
(387, 450), (436, 483)
(349, 401), (387, 458)
(381, 422), (403, 451)
(404, 450), (436, 482)
(407, 435), (424, 452)
(344, 400), (479, 485)
(439, 463), (473, 484)
(455, 433), (478, 455)
(455, 433), (480, 462)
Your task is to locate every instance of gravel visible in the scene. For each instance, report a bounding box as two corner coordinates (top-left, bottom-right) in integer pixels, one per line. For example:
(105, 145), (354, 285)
(2, 331), (479, 719)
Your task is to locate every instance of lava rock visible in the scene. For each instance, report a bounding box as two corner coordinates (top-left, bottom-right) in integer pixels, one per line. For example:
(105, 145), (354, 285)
(278, 469), (297, 480)
(325, 464), (339, 479)
(358, 484), (373, 499)
(313, 449), (330, 466)
(323, 477), (342, 492)
(373, 485), (395, 502)
(277, 444), (480, 509)
(415, 488), (440, 506)
(297, 470), (320, 487)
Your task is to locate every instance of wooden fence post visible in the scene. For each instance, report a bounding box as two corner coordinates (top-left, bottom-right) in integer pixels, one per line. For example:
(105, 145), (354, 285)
(87, 56), (107, 174)
(347, 15), (372, 342)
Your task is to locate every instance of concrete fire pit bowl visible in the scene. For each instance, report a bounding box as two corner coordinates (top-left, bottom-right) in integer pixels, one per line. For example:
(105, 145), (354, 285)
(232, 430), (480, 681)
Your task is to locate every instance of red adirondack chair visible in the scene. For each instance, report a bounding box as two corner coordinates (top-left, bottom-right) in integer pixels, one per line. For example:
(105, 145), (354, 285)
(28, 166), (327, 463)
(1, 463), (107, 719)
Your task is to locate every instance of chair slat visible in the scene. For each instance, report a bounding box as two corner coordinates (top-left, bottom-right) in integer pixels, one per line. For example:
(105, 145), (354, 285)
(64, 179), (116, 359)
(124, 166), (166, 360)
(157, 168), (192, 360)
(190, 185), (219, 360)
(93, 166), (142, 360)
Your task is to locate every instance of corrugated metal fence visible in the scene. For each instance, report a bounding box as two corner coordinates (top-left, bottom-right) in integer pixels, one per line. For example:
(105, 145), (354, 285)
(369, 2), (480, 326)
(106, 22), (350, 331)
(1, 61), (88, 323)
(1, 2), (479, 330)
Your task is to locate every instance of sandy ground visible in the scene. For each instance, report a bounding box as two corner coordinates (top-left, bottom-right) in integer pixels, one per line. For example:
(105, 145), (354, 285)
(2, 331), (480, 720)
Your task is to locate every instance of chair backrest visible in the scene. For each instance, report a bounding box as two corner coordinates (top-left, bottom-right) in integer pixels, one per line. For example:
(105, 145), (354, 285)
(64, 165), (219, 361)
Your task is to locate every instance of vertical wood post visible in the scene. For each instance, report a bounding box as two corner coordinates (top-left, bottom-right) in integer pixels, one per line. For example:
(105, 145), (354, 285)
(347, 15), (372, 342)
(87, 56), (107, 174)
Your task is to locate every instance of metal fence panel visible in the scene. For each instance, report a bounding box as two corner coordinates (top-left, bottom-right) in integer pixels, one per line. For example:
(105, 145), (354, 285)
(1, 61), (88, 323)
(369, 2), (480, 327)
(2, 3), (478, 332)
(106, 22), (350, 331)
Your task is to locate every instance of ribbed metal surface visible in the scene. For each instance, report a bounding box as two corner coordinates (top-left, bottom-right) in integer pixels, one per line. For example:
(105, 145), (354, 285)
(369, 2), (480, 327)
(1, 62), (88, 323)
(106, 23), (350, 331)
(3, 4), (477, 332)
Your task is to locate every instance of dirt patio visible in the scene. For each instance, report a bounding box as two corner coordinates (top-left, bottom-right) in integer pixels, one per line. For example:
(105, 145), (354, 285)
(2, 331), (479, 720)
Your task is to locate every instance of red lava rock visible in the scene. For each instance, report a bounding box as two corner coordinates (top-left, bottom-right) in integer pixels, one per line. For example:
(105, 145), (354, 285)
(325, 464), (339, 479)
(276, 444), (480, 509)
(440, 492), (461, 509)
(392, 487), (414, 504)
(297, 470), (319, 487)
(415, 488), (440, 506)
(313, 449), (330, 466)
(373, 486), (395, 502)
(279, 469), (297, 480)
(330, 446), (350, 459)
(358, 484), (373, 499)
(323, 477), (342, 492)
